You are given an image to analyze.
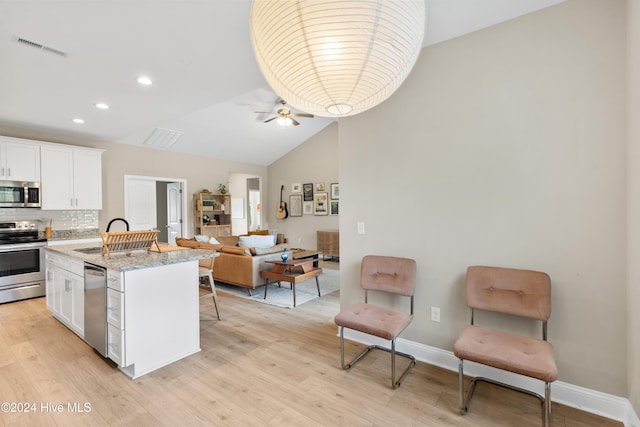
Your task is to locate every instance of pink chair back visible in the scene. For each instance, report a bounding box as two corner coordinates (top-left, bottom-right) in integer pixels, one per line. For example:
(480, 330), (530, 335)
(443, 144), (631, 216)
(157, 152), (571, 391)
(466, 266), (551, 321)
(361, 255), (416, 297)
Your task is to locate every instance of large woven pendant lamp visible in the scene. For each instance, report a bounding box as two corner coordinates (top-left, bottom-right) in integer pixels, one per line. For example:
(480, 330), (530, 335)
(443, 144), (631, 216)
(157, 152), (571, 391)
(250, 0), (425, 118)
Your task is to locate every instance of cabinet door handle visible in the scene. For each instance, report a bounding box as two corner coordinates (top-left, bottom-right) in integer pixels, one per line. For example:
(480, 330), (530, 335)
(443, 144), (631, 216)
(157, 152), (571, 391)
(6, 167), (10, 177)
(75, 198), (78, 207)
(65, 279), (71, 291)
(70, 198), (74, 207)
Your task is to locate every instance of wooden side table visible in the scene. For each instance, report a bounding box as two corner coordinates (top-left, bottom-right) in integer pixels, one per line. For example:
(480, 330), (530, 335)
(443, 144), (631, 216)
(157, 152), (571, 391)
(260, 258), (322, 307)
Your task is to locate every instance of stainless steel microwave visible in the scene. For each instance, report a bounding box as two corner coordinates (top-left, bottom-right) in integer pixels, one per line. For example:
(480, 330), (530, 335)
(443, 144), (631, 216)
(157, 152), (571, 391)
(0, 181), (41, 208)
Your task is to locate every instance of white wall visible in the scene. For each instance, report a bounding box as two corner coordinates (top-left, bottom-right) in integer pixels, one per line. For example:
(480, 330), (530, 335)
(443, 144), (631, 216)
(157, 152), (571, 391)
(267, 123), (338, 250)
(340, 0), (627, 395)
(628, 0), (640, 415)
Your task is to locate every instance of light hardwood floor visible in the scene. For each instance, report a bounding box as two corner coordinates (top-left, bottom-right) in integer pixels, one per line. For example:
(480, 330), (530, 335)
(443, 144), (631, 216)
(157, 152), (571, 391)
(0, 274), (621, 426)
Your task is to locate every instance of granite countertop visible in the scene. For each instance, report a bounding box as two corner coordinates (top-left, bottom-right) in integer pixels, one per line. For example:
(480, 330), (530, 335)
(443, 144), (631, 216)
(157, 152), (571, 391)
(45, 242), (216, 272)
(45, 229), (101, 242)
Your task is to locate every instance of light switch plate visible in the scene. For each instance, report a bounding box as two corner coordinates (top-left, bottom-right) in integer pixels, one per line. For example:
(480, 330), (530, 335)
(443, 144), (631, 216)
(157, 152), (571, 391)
(431, 307), (441, 322)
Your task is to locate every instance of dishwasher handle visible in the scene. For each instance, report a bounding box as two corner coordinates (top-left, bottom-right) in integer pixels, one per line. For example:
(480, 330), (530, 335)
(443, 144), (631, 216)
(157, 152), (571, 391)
(84, 263), (106, 291)
(84, 263), (106, 275)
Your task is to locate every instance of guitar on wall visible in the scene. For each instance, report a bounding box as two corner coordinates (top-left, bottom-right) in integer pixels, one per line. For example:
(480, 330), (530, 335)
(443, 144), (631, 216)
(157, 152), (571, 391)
(276, 185), (288, 219)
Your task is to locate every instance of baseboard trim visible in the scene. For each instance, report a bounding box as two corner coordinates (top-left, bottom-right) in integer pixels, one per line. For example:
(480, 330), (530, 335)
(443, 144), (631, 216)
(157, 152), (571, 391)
(342, 329), (640, 427)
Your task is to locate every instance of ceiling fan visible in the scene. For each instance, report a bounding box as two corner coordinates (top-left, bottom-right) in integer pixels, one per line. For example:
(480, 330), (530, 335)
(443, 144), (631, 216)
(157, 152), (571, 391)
(255, 99), (314, 126)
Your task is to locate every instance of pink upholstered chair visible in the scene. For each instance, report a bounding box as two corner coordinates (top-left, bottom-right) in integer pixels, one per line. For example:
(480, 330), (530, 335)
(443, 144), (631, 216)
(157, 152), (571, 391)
(334, 255), (417, 388)
(453, 266), (558, 427)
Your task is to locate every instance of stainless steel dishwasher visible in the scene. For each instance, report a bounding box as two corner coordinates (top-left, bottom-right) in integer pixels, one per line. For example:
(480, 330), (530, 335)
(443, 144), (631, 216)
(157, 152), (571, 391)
(84, 263), (107, 357)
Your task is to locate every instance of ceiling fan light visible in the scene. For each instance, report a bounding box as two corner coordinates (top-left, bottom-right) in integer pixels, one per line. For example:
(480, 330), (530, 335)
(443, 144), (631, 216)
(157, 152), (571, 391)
(250, 0), (425, 118)
(277, 116), (291, 127)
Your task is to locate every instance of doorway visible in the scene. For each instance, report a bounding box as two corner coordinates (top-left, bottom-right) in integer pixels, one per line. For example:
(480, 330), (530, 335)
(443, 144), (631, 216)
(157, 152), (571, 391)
(124, 175), (187, 244)
(247, 177), (261, 232)
(228, 173), (262, 235)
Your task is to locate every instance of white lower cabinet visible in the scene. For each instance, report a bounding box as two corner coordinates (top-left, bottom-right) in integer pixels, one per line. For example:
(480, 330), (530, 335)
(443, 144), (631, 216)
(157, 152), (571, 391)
(106, 277), (126, 367)
(107, 323), (125, 367)
(106, 287), (124, 328)
(45, 252), (84, 338)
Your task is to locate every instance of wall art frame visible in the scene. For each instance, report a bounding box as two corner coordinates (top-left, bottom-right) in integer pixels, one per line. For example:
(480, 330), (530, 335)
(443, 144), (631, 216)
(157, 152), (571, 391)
(330, 183), (339, 200)
(303, 201), (313, 215)
(303, 183), (314, 201)
(330, 200), (339, 215)
(289, 194), (302, 216)
(314, 192), (329, 215)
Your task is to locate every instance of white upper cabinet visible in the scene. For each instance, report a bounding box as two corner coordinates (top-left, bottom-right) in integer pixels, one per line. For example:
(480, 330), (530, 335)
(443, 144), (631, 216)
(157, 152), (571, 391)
(0, 135), (103, 209)
(0, 137), (41, 182)
(41, 145), (103, 210)
(73, 149), (103, 209)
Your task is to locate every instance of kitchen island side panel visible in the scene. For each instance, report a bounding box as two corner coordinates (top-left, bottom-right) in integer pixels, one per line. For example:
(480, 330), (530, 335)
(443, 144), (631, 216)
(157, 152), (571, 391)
(122, 261), (200, 378)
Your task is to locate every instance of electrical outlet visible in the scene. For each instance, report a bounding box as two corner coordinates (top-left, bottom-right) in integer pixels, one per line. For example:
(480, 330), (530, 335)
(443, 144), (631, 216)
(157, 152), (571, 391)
(431, 307), (441, 323)
(357, 222), (365, 234)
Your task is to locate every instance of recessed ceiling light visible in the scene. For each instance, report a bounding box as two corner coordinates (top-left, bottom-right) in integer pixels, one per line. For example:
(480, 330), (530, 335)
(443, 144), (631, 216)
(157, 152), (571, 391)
(137, 76), (153, 85)
(95, 102), (109, 109)
(72, 118), (85, 124)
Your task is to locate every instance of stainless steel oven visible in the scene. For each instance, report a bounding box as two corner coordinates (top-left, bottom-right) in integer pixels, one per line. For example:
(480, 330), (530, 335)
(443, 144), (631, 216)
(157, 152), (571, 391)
(0, 181), (41, 208)
(0, 221), (46, 304)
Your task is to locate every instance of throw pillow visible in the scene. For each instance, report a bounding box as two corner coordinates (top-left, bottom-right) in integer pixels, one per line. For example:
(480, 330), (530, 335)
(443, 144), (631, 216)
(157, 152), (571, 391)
(238, 235), (275, 249)
(195, 235), (209, 242)
(254, 243), (288, 255)
(209, 237), (220, 244)
(221, 246), (252, 256)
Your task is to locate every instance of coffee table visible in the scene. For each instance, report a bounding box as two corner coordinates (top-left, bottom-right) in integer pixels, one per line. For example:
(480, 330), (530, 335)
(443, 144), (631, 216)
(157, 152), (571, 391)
(292, 249), (321, 267)
(260, 258), (322, 307)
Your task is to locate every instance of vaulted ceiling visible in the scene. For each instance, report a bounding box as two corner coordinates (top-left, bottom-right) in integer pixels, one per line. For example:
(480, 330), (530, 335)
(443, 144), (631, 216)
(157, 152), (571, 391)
(0, 0), (565, 166)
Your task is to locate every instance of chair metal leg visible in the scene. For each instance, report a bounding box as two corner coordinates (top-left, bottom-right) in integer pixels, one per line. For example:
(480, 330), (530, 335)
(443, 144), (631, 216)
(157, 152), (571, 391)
(339, 327), (416, 389)
(458, 359), (466, 414)
(457, 361), (551, 427)
(544, 382), (551, 427)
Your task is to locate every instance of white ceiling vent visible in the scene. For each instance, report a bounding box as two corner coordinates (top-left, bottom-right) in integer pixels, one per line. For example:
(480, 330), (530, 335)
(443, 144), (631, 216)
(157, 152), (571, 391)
(143, 128), (184, 149)
(14, 36), (68, 57)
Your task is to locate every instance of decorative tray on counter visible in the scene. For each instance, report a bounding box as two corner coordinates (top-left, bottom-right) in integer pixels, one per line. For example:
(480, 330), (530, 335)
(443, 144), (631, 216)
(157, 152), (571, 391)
(100, 230), (161, 257)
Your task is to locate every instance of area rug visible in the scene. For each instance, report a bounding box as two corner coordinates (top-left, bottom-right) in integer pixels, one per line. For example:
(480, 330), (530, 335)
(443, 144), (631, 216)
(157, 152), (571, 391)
(214, 268), (340, 308)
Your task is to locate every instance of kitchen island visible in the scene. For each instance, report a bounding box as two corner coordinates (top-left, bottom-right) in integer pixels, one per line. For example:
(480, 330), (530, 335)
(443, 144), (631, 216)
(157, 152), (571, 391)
(45, 242), (215, 379)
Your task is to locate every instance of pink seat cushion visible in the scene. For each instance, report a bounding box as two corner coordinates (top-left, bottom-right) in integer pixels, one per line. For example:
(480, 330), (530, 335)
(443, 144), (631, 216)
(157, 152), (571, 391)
(453, 325), (558, 383)
(335, 303), (412, 341)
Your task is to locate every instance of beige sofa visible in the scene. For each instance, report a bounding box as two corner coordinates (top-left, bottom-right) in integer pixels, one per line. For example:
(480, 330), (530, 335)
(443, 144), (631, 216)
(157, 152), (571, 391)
(175, 235), (290, 293)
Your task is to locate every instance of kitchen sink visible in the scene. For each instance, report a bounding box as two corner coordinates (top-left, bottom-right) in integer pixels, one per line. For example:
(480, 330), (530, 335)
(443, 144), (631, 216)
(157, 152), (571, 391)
(73, 247), (103, 254)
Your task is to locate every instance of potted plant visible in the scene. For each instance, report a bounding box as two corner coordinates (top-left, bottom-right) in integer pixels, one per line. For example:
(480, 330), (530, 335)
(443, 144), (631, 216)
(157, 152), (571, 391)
(218, 184), (228, 194)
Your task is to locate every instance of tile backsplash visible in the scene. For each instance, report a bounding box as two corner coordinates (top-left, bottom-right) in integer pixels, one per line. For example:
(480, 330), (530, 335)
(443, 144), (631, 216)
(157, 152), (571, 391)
(0, 209), (99, 231)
